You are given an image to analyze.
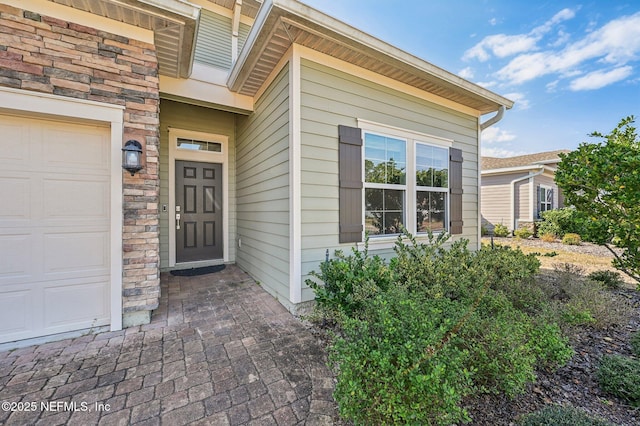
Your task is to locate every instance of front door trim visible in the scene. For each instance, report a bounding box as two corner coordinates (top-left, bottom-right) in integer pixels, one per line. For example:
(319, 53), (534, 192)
(168, 128), (229, 267)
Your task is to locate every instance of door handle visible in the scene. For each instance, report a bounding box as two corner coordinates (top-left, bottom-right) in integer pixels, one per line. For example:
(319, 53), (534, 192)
(176, 210), (181, 230)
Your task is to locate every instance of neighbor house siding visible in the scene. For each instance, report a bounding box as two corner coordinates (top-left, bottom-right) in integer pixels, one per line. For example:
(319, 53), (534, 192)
(299, 58), (479, 301)
(194, 9), (232, 70)
(0, 4), (161, 317)
(158, 100), (237, 269)
(236, 66), (290, 302)
(480, 172), (528, 232)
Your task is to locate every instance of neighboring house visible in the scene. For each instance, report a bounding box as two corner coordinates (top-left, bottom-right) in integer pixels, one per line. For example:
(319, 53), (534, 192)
(481, 150), (570, 233)
(0, 0), (513, 344)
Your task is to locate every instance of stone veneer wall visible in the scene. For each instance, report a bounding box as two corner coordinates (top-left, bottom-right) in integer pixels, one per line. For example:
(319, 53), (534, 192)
(0, 4), (161, 325)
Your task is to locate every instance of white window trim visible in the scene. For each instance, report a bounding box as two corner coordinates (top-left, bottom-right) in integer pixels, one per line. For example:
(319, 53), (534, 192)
(168, 128), (229, 267)
(358, 120), (453, 250)
(539, 184), (553, 216)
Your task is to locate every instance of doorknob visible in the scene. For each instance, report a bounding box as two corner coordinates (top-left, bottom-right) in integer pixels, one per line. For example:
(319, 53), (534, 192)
(176, 205), (181, 230)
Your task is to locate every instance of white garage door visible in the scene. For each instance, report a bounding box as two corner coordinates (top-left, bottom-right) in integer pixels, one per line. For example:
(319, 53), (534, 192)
(0, 114), (112, 344)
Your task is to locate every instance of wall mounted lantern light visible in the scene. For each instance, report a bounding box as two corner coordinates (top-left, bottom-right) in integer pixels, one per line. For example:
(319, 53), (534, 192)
(122, 140), (143, 176)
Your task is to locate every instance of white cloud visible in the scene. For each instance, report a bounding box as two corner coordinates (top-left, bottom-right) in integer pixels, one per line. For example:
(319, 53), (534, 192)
(489, 17), (498, 26)
(464, 34), (539, 61)
(570, 66), (633, 90)
(496, 11), (640, 85)
(503, 92), (530, 109)
(463, 8), (576, 62)
(458, 67), (474, 79)
(481, 146), (526, 157)
(546, 80), (559, 92)
(481, 126), (517, 144)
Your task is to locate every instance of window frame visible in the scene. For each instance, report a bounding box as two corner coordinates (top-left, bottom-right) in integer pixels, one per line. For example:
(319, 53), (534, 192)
(538, 185), (553, 217)
(359, 120), (453, 243)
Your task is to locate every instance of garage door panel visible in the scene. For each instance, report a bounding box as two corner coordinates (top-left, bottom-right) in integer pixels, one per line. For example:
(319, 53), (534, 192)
(43, 231), (109, 275)
(45, 127), (110, 173)
(0, 289), (31, 335)
(0, 113), (113, 344)
(0, 234), (32, 279)
(0, 120), (30, 164)
(44, 279), (110, 328)
(0, 176), (30, 220)
(43, 178), (109, 220)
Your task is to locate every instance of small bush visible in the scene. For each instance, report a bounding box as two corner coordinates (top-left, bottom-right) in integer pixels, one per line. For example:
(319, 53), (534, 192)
(481, 224), (489, 236)
(330, 287), (472, 425)
(587, 270), (624, 290)
(597, 355), (640, 406)
(537, 207), (586, 238)
(306, 239), (391, 321)
(518, 405), (614, 426)
(562, 233), (582, 245)
(630, 332), (640, 356)
(514, 227), (533, 239)
(493, 223), (510, 237)
(543, 251), (558, 257)
(540, 233), (557, 242)
(540, 266), (632, 330)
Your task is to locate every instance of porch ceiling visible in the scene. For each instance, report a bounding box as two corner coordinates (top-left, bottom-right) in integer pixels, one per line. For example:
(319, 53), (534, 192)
(229, 0), (513, 114)
(50, 0), (200, 78)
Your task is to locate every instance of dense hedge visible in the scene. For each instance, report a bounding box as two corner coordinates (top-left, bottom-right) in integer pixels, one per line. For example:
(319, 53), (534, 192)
(308, 231), (573, 424)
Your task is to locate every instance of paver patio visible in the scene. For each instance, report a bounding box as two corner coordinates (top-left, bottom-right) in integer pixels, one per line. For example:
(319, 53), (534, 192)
(0, 266), (338, 425)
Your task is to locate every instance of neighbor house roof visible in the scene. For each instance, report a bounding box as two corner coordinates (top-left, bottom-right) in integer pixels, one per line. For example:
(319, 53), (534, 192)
(229, 0), (514, 114)
(482, 150), (571, 172)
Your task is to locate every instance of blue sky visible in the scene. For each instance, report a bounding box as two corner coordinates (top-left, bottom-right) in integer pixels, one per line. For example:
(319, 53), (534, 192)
(302, 0), (640, 157)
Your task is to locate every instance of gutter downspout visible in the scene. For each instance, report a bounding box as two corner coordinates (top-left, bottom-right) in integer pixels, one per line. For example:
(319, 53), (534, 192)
(480, 105), (505, 131)
(478, 105), (507, 248)
(510, 168), (544, 232)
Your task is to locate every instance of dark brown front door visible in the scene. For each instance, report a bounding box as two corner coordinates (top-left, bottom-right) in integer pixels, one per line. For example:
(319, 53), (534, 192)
(176, 160), (223, 262)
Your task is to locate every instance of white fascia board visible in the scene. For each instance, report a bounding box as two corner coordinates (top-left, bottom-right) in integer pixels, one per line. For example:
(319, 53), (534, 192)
(137, 0), (201, 20)
(481, 165), (553, 176)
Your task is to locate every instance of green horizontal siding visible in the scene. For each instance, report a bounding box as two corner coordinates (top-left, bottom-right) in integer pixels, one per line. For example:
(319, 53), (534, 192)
(299, 58), (480, 301)
(194, 9), (232, 70)
(236, 66), (291, 303)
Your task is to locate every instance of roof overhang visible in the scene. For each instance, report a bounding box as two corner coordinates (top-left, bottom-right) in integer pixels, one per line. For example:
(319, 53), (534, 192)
(51, 0), (200, 78)
(481, 164), (556, 176)
(228, 0), (513, 114)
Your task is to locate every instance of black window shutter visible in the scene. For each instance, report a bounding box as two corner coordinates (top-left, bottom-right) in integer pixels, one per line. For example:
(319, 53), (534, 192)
(449, 148), (463, 234)
(338, 125), (363, 243)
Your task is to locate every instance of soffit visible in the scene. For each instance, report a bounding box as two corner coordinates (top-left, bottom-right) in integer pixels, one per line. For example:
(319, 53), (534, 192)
(230, 0), (513, 114)
(50, 0), (200, 78)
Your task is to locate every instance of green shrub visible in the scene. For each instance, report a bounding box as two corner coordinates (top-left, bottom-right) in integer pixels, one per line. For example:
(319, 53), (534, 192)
(518, 405), (614, 426)
(630, 331), (640, 357)
(597, 355), (640, 406)
(493, 223), (510, 237)
(587, 270), (624, 290)
(306, 239), (391, 321)
(330, 287), (472, 425)
(562, 233), (582, 245)
(537, 207), (586, 238)
(514, 227), (533, 239)
(481, 224), (489, 236)
(310, 231), (574, 424)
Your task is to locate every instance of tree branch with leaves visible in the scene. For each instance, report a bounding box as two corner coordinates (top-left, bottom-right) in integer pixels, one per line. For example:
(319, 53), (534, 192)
(555, 116), (640, 287)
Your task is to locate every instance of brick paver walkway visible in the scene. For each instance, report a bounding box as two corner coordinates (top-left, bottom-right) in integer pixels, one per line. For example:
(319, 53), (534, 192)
(0, 266), (338, 425)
